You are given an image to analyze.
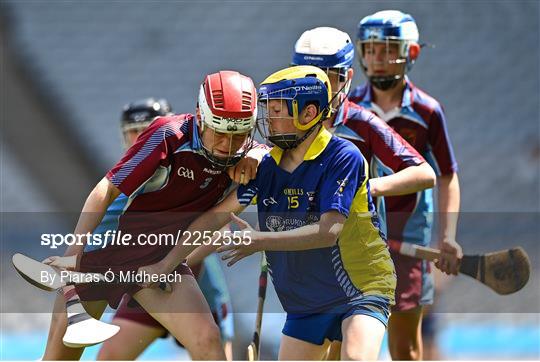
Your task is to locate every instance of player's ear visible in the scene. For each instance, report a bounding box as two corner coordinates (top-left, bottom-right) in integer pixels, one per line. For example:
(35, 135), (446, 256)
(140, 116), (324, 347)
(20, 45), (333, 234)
(347, 68), (354, 80)
(300, 103), (318, 125)
(409, 43), (420, 61)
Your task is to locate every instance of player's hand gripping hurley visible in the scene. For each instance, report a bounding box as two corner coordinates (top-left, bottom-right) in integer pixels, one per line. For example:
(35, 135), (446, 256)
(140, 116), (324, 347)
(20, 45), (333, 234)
(388, 242), (531, 295)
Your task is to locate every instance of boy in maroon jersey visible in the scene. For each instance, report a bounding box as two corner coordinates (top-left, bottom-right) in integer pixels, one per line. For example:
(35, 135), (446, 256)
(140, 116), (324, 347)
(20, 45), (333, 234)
(351, 10), (462, 360)
(41, 70), (261, 360)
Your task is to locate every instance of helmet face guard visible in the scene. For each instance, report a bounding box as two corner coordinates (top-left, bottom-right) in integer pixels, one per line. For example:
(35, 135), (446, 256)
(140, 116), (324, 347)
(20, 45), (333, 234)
(198, 70), (257, 169)
(257, 66), (331, 150)
(357, 10), (420, 90)
(199, 133), (254, 169)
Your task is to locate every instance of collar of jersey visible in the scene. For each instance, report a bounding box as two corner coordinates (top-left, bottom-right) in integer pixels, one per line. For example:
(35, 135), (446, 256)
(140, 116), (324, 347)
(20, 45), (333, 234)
(190, 115), (204, 151)
(269, 126), (332, 164)
(365, 75), (414, 110)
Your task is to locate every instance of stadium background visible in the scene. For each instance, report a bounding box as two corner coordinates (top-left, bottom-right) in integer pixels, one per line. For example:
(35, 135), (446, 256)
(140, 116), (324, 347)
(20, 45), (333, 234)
(0, 0), (538, 360)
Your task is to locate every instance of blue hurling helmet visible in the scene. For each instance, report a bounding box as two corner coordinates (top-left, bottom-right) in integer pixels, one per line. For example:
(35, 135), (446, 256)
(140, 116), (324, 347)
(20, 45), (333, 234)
(357, 10), (420, 90)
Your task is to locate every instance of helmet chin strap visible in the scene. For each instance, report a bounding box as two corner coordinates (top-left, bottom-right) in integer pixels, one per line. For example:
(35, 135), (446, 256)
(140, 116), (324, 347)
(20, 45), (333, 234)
(201, 145), (244, 170)
(369, 74), (403, 91)
(268, 123), (321, 150)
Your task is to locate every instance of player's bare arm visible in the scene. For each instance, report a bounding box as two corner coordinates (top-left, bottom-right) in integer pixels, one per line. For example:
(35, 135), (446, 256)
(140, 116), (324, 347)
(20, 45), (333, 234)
(218, 210), (346, 266)
(369, 162), (436, 197)
(436, 172), (462, 275)
(43, 177), (121, 268)
(185, 224), (234, 266)
(137, 187), (247, 287)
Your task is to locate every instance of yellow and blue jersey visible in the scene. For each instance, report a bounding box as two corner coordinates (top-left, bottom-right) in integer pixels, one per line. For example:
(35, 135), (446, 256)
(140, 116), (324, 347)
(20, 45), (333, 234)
(237, 127), (396, 314)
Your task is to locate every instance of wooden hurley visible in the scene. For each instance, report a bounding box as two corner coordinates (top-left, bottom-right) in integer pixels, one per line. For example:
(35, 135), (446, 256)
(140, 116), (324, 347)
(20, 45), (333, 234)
(388, 241), (531, 295)
(247, 252), (268, 361)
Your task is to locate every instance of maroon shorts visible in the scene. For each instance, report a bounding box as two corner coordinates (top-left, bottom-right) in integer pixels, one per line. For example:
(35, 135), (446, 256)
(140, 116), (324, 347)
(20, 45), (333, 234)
(114, 294), (166, 330)
(389, 240), (434, 312)
(75, 245), (193, 309)
(113, 294), (225, 348)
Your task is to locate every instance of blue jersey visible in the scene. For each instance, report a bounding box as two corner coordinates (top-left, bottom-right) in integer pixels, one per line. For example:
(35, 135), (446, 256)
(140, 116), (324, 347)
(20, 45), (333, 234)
(237, 127), (395, 314)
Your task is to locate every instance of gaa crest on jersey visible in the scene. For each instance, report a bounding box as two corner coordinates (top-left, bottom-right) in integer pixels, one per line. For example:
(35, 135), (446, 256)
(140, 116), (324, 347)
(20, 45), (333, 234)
(178, 166), (195, 180)
(263, 197), (278, 206)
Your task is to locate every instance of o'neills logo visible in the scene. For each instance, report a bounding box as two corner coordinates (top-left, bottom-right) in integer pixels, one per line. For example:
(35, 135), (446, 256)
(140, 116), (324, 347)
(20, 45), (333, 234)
(203, 167), (222, 175)
(303, 55), (324, 61)
(293, 85), (322, 92)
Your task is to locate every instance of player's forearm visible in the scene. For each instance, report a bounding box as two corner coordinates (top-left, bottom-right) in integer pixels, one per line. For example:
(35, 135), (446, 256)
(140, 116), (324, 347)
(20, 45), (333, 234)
(66, 177), (119, 256)
(186, 225), (232, 266)
(257, 222), (342, 251)
(437, 173), (460, 241)
(161, 211), (233, 271)
(370, 162), (436, 197)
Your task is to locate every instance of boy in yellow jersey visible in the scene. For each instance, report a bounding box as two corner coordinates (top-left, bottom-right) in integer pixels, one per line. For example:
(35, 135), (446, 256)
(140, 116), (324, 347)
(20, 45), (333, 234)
(139, 66), (396, 360)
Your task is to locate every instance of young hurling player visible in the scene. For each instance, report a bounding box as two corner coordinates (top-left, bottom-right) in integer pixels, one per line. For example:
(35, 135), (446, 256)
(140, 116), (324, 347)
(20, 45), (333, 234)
(41, 71), (258, 361)
(350, 10), (462, 360)
(290, 26), (437, 359)
(140, 66), (397, 360)
(95, 98), (235, 361)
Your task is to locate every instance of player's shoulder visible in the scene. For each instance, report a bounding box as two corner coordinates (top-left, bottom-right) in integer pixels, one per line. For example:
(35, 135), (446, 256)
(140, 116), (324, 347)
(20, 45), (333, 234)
(143, 113), (195, 141)
(149, 113), (194, 130)
(327, 135), (363, 162)
(348, 83), (370, 104)
(343, 100), (389, 134)
(259, 151), (276, 168)
(345, 100), (374, 123)
(409, 82), (444, 115)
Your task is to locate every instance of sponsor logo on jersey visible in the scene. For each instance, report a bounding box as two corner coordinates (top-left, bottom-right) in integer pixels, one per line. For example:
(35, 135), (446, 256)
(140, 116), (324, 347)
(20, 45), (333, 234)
(265, 215), (310, 231)
(265, 215), (284, 231)
(203, 167), (222, 175)
(283, 188), (304, 196)
(178, 166), (195, 180)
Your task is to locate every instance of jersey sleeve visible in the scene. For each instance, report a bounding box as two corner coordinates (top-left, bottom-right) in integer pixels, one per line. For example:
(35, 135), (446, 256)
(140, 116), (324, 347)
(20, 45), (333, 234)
(235, 153), (272, 206)
(236, 179), (259, 206)
(106, 116), (188, 196)
(427, 105), (459, 175)
(320, 144), (364, 217)
(367, 113), (425, 172)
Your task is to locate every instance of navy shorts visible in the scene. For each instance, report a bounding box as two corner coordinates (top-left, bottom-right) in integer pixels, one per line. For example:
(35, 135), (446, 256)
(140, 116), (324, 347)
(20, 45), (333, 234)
(282, 295), (390, 345)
